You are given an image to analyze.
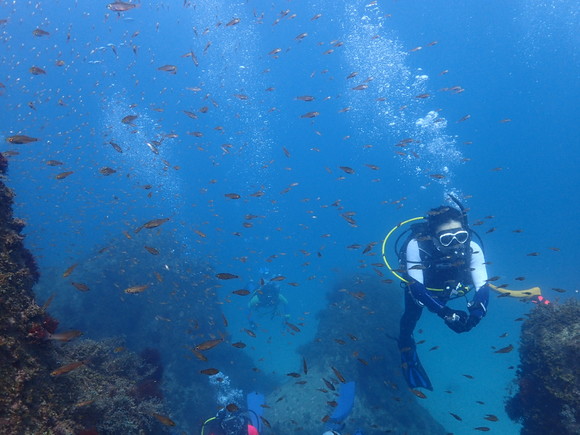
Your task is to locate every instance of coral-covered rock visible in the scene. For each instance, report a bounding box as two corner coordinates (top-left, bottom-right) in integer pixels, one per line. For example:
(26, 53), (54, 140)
(0, 158), (170, 434)
(506, 300), (580, 435)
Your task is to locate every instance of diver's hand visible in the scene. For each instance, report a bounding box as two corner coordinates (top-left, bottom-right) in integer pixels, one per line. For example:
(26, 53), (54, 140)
(466, 299), (486, 330)
(440, 307), (470, 333)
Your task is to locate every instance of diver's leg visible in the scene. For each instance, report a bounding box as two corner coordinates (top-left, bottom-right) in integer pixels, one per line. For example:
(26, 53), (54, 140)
(398, 290), (433, 390)
(399, 290), (422, 346)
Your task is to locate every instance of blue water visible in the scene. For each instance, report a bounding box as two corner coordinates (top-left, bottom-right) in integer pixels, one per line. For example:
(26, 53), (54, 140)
(1, 0), (579, 433)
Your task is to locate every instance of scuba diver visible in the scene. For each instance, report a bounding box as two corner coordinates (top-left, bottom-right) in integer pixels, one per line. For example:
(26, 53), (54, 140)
(200, 408), (259, 435)
(201, 392), (264, 435)
(383, 195), (491, 391)
(247, 273), (289, 330)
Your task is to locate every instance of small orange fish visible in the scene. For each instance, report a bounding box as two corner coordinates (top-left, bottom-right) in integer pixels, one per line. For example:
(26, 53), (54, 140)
(50, 360), (86, 376)
(152, 413), (176, 427)
(138, 218), (170, 232)
(244, 329), (256, 338)
(300, 111), (320, 118)
(144, 246), (159, 255)
(216, 273), (238, 280)
(63, 263), (78, 278)
(121, 115), (138, 124)
(285, 322), (301, 333)
(107, 1), (138, 12)
(260, 416), (271, 428)
(48, 330), (83, 342)
(124, 284), (149, 294)
(55, 171), (73, 180)
(286, 372), (301, 378)
(109, 141), (123, 153)
(6, 135), (39, 144)
(410, 389), (427, 399)
(157, 65), (177, 74)
(224, 193), (241, 199)
(195, 339), (223, 351)
(232, 289), (250, 296)
(192, 349), (208, 361)
(29, 66), (46, 75)
(231, 342), (246, 348)
(484, 414), (499, 422)
(33, 28), (50, 36)
(494, 344), (514, 354)
(331, 366), (346, 383)
(200, 368), (220, 375)
(71, 282), (89, 292)
(99, 167), (116, 176)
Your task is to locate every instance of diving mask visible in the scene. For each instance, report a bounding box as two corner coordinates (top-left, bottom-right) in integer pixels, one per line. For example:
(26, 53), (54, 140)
(437, 229), (469, 247)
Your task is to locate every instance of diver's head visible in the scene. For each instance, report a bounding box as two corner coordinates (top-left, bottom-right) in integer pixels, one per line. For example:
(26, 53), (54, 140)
(427, 206), (470, 250)
(219, 410), (247, 435)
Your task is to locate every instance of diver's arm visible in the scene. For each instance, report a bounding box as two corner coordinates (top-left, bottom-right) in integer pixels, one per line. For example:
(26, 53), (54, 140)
(248, 295), (259, 309)
(466, 241), (490, 328)
(247, 295), (259, 329)
(277, 294), (289, 318)
(469, 242), (488, 289)
(406, 239), (425, 283)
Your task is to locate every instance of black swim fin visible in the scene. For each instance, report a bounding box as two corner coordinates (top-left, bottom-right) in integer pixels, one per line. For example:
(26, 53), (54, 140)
(399, 342), (433, 391)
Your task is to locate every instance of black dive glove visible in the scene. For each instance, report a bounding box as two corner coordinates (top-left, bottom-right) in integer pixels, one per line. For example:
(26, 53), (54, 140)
(466, 284), (490, 330)
(439, 307), (471, 333)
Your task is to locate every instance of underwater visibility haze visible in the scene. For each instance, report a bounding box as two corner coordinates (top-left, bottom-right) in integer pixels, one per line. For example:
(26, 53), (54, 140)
(1, 0), (579, 434)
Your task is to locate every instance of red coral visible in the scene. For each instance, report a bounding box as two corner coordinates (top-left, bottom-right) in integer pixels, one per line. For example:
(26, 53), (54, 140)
(28, 316), (59, 341)
(28, 322), (48, 340)
(42, 315), (59, 334)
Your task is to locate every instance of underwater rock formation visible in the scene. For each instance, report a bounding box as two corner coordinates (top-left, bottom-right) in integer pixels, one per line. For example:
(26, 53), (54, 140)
(505, 300), (580, 435)
(32, 206), (270, 430)
(0, 156), (169, 434)
(263, 274), (446, 435)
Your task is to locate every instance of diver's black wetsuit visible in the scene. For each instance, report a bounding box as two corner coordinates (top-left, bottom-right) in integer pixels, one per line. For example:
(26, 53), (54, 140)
(398, 237), (490, 390)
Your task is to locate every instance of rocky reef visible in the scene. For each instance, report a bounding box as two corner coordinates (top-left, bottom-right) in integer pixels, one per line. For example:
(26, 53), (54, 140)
(263, 273), (446, 435)
(0, 154), (170, 434)
(505, 300), (580, 435)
